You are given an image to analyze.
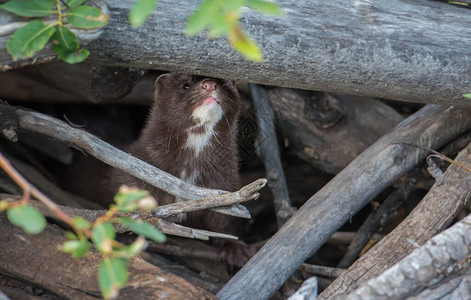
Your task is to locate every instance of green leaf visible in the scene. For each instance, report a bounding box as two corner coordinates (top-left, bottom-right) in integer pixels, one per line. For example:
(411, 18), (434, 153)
(66, 0), (87, 8)
(185, 0), (219, 36)
(128, 0), (158, 27)
(208, 12), (235, 38)
(118, 217), (166, 243)
(225, 0), (245, 12)
(119, 236), (147, 257)
(228, 27), (263, 62)
(67, 5), (109, 29)
(50, 26), (89, 63)
(66, 231), (78, 240)
(246, 0), (284, 16)
(61, 239), (90, 258)
(0, 0), (54, 17)
(7, 20), (56, 61)
(7, 205), (46, 234)
(114, 187), (149, 213)
(463, 93), (471, 99)
(71, 216), (91, 230)
(98, 257), (129, 300)
(92, 222), (116, 253)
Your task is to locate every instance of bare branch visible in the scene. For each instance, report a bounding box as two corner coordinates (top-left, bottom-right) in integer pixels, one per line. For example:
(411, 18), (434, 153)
(250, 83), (294, 227)
(299, 264), (345, 279)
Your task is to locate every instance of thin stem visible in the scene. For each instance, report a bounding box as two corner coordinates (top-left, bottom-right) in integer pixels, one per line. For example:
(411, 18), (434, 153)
(0, 151), (92, 238)
(56, 0), (63, 26)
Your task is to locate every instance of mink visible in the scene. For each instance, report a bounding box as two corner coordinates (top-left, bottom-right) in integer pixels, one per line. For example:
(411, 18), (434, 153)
(108, 73), (245, 239)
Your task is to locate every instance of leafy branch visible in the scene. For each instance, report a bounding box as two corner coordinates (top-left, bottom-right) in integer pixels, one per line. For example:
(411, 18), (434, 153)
(0, 0), (108, 63)
(0, 151), (166, 299)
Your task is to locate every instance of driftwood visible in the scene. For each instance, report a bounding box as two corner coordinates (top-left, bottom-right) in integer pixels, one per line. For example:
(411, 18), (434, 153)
(268, 88), (404, 174)
(0, 104), (267, 218)
(319, 140), (471, 299)
(345, 212), (471, 299)
(1, 1), (471, 104)
(217, 105), (471, 300)
(251, 84), (294, 227)
(0, 214), (216, 300)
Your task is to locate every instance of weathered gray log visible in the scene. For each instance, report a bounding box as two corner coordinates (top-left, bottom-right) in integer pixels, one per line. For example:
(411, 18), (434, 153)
(320, 140), (471, 299)
(251, 84), (293, 227)
(346, 212), (471, 299)
(268, 88), (404, 174)
(217, 105), (471, 300)
(2, 1), (471, 104)
(0, 214), (216, 300)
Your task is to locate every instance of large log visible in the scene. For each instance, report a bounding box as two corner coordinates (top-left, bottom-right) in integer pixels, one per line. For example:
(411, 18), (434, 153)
(1, 0), (471, 104)
(216, 105), (471, 300)
(0, 214), (215, 299)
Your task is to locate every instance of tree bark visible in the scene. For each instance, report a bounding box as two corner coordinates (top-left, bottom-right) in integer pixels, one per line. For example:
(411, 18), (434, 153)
(217, 105), (471, 300)
(1, 0), (471, 104)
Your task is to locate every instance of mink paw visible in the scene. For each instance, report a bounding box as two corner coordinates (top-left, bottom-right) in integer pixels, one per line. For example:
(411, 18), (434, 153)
(218, 240), (257, 270)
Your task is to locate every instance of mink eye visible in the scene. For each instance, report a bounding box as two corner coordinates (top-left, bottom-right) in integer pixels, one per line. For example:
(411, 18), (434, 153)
(182, 83), (190, 90)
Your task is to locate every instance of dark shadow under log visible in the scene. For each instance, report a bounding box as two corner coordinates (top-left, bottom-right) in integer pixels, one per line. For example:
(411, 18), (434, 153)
(217, 105), (471, 300)
(268, 88), (404, 174)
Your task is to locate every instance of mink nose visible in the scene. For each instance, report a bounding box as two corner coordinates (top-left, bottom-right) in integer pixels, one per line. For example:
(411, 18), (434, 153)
(202, 79), (217, 92)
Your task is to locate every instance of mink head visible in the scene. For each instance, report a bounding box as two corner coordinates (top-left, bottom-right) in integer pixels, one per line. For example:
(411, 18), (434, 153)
(153, 73), (240, 132)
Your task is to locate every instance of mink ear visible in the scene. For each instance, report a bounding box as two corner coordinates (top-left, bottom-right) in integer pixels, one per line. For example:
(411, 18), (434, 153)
(154, 73), (170, 98)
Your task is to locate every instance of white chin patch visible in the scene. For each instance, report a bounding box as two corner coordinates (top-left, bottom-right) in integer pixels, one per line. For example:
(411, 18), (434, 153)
(185, 102), (223, 155)
(192, 101), (223, 126)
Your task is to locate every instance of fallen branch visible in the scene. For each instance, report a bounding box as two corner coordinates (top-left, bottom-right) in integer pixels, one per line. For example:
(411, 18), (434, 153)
(299, 264), (345, 279)
(346, 212), (471, 299)
(0, 104), (267, 218)
(151, 179), (266, 219)
(251, 84), (294, 227)
(320, 139), (471, 299)
(218, 105), (471, 300)
(1, 194), (239, 241)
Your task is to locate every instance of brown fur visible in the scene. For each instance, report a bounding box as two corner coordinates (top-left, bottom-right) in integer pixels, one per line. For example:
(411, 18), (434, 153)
(108, 73), (242, 236)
